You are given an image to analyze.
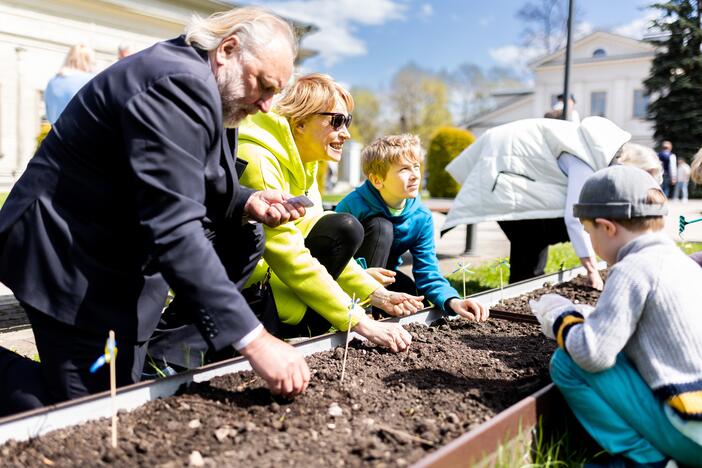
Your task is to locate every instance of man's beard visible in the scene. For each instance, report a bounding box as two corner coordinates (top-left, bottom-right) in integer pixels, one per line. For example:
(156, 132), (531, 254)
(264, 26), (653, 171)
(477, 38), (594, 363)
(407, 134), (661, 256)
(216, 59), (258, 128)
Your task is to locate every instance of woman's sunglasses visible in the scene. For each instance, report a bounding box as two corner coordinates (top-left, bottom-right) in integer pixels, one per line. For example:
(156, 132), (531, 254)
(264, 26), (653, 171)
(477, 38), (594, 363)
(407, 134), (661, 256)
(318, 112), (352, 130)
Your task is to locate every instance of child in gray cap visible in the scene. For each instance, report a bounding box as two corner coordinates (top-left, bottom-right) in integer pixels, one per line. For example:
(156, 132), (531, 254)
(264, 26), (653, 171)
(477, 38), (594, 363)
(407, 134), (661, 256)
(530, 165), (702, 466)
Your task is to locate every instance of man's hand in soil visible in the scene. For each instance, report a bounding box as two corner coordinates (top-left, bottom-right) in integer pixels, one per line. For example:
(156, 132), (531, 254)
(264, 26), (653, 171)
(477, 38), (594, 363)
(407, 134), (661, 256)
(448, 298), (489, 322)
(244, 189), (307, 227)
(239, 330), (310, 398)
(353, 316), (412, 353)
(365, 267), (396, 286)
(580, 257), (603, 290)
(369, 288), (424, 317)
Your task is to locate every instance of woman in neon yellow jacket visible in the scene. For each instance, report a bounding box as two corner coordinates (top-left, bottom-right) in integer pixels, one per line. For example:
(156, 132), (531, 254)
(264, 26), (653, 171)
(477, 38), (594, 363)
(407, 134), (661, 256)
(238, 73), (424, 352)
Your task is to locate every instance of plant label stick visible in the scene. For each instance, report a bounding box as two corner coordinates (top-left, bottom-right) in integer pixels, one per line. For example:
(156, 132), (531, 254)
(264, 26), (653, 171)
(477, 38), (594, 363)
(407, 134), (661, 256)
(90, 331), (119, 448)
(340, 294), (359, 383)
(451, 259), (473, 299)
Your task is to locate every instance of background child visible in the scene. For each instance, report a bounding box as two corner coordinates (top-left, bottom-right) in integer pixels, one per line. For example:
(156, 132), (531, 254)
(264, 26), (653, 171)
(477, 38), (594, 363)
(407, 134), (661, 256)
(335, 134), (487, 322)
(530, 165), (702, 466)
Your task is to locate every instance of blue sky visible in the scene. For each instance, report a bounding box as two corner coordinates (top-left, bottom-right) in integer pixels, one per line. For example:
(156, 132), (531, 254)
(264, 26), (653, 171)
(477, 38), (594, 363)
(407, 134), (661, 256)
(236, 0), (655, 89)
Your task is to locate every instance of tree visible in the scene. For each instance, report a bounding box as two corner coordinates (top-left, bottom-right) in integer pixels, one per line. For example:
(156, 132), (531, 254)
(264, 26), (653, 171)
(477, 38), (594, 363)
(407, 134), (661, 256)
(349, 87), (381, 145)
(644, 0), (702, 161)
(389, 64), (453, 144)
(516, 0), (584, 53)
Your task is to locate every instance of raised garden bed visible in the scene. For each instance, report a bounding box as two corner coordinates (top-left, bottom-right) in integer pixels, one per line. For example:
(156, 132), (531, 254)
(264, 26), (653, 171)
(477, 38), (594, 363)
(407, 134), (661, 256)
(0, 267), (605, 466)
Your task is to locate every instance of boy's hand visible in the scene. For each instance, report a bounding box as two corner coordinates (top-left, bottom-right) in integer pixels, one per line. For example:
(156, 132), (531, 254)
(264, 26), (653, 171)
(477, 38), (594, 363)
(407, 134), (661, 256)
(449, 298), (489, 322)
(370, 288), (424, 317)
(366, 267), (396, 286)
(529, 294), (576, 339)
(353, 316), (412, 352)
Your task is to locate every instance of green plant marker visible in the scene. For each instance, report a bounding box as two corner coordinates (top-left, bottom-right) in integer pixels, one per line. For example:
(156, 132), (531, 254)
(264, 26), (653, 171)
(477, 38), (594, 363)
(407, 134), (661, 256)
(679, 215), (702, 237)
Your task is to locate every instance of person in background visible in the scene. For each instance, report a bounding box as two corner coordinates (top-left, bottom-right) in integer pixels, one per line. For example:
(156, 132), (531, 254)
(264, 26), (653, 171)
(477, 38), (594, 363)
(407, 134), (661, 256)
(530, 165), (702, 466)
(335, 134), (489, 322)
(237, 73), (422, 352)
(553, 93), (580, 124)
(657, 140), (677, 198)
(689, 148), (702, 268)
(673, 157), (691, 202)
(117, 43), (133, 60)
(44, 43), (95, 124)
(444, 117), (662, 289)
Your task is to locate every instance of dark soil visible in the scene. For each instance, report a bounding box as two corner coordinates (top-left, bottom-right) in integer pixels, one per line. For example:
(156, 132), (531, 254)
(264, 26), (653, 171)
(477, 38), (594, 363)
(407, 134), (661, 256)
(2, 319), (553, 467)
(492, 272), (605, 315)
(1, 274), (603, 467)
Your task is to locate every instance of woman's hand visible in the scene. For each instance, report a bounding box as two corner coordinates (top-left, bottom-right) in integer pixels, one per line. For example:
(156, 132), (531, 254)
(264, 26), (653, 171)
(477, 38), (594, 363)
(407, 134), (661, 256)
(366, 267), (396, 286)
(352, 316), (412, 353)
(244, 190), (307, 227)
(370, 287), (424, 317)
(448, 298), (489, 322)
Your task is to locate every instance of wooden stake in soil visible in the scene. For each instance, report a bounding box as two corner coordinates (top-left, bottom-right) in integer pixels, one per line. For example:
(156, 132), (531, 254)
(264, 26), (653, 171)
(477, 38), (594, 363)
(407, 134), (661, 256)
(451, 259), (473, 299)
(340, 294), (359, 383)
(495, 259), (510, 302)
(90, 330), (119, 448)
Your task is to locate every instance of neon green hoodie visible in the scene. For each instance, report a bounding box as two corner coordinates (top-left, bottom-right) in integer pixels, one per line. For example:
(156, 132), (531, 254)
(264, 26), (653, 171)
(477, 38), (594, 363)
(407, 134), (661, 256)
(237, 111), (380, 331)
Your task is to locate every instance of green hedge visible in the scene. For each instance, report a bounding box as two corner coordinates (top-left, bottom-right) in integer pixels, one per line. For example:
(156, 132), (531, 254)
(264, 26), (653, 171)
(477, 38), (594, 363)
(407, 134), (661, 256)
(426, 126), (475, 198)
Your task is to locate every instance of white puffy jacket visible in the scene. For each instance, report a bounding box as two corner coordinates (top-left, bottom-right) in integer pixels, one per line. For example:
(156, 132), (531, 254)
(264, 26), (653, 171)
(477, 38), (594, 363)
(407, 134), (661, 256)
(443, 117), (630, 230)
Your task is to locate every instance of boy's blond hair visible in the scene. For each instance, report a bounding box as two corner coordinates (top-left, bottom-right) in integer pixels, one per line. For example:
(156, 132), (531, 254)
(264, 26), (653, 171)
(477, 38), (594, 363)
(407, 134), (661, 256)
(580, 188), (666, 232)
(362, 134), (422, 178)
(275, 73), (353, 127)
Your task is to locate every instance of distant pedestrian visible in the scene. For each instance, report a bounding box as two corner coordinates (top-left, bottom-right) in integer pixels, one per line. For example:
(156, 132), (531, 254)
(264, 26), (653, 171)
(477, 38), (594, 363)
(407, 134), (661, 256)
(117, 43), (133, 60)
(673, 158), (691, 202)
(657, 140), (677, 198)
(691, 147), (702, 185)
(553, 93), (580, 124)
(44, 43), (95, 124)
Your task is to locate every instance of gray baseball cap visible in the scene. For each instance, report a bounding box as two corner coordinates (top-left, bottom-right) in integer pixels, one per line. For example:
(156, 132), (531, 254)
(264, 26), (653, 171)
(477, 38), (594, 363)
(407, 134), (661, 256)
(573, 165), (668, 219)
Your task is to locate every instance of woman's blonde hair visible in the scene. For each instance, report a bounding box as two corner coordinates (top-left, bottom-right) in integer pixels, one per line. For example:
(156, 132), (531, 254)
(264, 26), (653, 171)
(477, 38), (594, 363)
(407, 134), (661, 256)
(185, 6), (296, 59)
(615, 142), (663, 184)
(275, 73), (354, 127)
(59, 43), (94, 75)
(691, 147), (702, 184)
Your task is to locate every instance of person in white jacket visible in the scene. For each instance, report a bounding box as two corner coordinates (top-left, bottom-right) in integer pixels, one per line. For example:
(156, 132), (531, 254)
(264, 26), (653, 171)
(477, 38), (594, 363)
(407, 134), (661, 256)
(444, 117), (662, 289)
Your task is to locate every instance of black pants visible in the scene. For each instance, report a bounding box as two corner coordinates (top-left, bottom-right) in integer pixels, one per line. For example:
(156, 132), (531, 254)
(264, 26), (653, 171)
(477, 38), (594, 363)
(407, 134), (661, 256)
(354, 216), (421, 308)
(0, 305), (149, 417)
(497, 218), (569, 283)
(279, 213), (365, 337)
(146, 222), (265, 369)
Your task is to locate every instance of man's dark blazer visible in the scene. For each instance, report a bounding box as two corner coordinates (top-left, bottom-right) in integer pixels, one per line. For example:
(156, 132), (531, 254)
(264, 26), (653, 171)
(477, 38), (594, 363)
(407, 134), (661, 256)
(0, 36), (261, 349)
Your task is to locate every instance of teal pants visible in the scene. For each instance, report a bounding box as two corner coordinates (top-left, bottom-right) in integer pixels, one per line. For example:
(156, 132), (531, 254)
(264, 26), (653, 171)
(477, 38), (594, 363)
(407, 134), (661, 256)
(550, 349), (702, 466)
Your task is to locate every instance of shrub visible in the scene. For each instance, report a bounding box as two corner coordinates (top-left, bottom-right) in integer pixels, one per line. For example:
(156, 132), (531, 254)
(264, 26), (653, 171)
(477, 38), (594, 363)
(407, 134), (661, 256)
(426, 126), (475, 198)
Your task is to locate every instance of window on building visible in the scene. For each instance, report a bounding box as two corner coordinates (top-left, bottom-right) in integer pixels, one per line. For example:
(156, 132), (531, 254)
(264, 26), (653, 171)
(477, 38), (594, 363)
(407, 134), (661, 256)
(592, 48), (607, 58)
(633, 89), (649, 119)
(590, 91), (607, 117)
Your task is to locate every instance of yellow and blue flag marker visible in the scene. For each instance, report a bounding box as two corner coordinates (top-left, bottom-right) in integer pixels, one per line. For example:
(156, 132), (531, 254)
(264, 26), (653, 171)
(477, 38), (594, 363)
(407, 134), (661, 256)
(90, 335), (118, 373)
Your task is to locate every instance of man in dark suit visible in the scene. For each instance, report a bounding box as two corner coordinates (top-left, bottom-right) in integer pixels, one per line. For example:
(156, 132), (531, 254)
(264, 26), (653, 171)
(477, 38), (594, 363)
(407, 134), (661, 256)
(0, 7), (310, 416)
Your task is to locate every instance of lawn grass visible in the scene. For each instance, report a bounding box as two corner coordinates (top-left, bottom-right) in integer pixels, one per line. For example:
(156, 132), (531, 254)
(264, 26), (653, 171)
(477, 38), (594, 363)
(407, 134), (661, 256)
(447, 241), (702, 296)
(0, 192), (8, 208)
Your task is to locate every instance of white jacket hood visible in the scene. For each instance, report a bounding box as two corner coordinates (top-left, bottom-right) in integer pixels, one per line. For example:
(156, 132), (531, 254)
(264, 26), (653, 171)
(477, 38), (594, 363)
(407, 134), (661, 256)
(443, 117), (630, 230)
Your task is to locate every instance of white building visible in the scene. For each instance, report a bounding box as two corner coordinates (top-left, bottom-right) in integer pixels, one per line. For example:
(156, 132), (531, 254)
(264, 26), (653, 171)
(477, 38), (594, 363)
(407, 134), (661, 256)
(0, 0), (315, 189)
(466, 31), (655, 146)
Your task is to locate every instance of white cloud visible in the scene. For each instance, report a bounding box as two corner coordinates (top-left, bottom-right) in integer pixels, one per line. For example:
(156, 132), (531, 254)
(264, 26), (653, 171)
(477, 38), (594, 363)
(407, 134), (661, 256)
(252, 0), (406, 66)
(420, 4), (433, 18)
(489, 44), (545, 76)
(613, 11), (658, 39)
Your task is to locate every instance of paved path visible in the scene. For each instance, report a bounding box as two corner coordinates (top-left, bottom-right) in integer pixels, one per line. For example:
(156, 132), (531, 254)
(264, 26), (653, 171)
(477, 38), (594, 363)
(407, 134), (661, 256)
(2, 199), (701, 358)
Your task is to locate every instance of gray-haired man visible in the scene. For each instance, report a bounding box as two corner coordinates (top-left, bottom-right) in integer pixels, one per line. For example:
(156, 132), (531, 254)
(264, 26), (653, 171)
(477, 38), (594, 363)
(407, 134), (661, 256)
(0, 7), (309, 416)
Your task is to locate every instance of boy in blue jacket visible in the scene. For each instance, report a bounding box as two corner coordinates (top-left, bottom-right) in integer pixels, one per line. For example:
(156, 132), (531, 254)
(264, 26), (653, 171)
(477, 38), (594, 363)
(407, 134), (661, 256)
(336, 134), (487, 321)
